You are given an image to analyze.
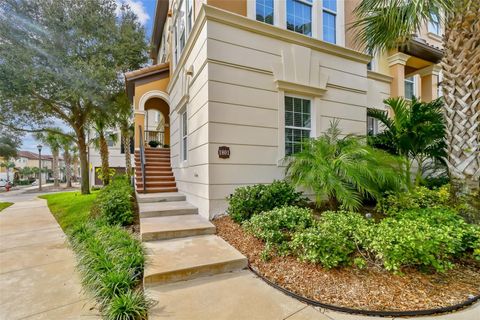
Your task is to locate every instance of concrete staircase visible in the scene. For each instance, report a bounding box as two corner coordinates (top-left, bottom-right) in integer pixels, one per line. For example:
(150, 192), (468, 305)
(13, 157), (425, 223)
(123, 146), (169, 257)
(134, 148), (178, 193)
(137, 192), (248, 289)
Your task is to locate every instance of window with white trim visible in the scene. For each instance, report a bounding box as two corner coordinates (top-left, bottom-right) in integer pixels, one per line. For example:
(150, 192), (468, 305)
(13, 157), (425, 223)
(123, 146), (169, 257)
(404, 76), (415, 100)
(181, 111), (188, 161)
(428, 12), (441, 35)
(186, 0), (193, 34)
(367, 111), (379, 135)
(256, 0), (274, 25)
(285, 96), (311, 155)
(286, 0), (312, 36)
(322, 0), (337, 44)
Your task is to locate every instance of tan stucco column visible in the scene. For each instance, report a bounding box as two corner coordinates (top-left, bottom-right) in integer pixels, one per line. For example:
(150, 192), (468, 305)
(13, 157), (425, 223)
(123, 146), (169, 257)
(387, 52), (411, 98)
(134, 111), (145, 149)
(418, 65), (442, 102)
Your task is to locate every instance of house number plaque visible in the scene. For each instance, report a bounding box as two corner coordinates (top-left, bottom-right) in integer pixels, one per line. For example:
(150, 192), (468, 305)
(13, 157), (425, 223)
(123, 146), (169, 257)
(218, 146), (230, 159)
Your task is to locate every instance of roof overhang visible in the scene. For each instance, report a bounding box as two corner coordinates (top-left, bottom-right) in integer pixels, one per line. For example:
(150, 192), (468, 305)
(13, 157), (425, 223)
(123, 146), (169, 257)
(125, 63), (169, 103)
(150, 0), (169, 61)
(399, 37), (443, 64)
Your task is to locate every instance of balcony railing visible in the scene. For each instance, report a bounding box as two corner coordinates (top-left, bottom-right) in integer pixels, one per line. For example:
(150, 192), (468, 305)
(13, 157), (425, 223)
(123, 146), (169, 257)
(144, 130), (165, 147)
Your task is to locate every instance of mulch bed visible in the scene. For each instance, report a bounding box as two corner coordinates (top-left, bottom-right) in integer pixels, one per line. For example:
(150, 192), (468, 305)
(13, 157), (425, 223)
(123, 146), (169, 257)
(213, 215), (480, 312)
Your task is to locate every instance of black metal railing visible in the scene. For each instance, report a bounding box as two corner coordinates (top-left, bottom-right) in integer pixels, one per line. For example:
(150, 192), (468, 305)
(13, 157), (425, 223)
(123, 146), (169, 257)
(138, 125), (146, 193)
(144, 130), (165, 147)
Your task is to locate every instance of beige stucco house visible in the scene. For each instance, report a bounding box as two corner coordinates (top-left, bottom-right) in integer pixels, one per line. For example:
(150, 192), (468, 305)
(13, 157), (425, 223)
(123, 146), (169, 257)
(126, 0), (443, 220)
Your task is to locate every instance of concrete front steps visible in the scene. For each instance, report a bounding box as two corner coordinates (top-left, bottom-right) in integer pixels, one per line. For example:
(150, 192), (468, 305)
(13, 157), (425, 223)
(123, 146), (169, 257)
(138, 192), (247, 291)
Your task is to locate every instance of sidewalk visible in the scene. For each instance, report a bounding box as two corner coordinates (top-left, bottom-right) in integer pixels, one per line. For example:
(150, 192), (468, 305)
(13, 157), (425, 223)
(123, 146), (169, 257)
(0, 198), (99, 319)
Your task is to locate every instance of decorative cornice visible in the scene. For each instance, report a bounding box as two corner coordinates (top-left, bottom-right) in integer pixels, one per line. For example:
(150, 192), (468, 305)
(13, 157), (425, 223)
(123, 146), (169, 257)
(367, 71), (393, 83)
(412, 64), (442, 77)
(387, 52), (411, 66)
(275, 79), (327, 97)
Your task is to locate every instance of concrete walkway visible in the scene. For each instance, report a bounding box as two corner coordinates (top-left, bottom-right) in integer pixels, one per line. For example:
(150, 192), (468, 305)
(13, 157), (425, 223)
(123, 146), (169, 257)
(0, 198), (99, 319)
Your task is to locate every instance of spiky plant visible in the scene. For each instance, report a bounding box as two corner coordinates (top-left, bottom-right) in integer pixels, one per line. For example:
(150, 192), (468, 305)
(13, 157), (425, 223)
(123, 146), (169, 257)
(286, 121), (405, 211)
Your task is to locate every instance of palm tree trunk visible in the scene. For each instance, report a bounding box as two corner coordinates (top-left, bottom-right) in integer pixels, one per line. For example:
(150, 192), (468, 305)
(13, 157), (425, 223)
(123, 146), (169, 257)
(64, 151), (72, 188)
(52, 150), (59, 187)
(75, 129), (90, 194)
(442, 0), (480, 188)
(123, 132), (132, 176)
(99, 134), (110, 185)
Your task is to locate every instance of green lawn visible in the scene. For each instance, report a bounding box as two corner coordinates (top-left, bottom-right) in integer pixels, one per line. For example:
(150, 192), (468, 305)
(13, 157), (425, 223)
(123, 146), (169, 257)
(0, 202), (14, 212)
(40, 191), (98, 233)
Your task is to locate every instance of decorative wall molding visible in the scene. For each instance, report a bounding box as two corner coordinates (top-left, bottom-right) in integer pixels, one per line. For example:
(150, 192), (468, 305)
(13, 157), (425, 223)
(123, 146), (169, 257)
(138, 90), (170, 112)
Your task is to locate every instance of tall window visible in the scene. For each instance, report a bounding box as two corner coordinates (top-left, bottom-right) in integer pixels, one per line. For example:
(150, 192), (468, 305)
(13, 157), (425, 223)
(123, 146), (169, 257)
(186, 0), (193, 34)
(285, 96), (311, 155)
(256, 0), (274, 24)
(286, 0), (312, 36)
(405, 76), (415, 100)
(428, 12), (441, 35)
(181, 111), (188, 161)
(367, 111), (379, 135)
(177, 0), (186, 53)
(322, 0), (337, 43)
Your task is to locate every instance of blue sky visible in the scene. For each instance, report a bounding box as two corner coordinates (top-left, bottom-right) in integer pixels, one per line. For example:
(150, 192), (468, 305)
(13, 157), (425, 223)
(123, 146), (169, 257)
(21, 0), (157, 155)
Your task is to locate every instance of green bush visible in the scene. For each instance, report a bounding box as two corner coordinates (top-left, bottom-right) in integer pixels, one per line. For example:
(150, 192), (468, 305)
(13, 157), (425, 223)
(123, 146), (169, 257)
(70, 221), (148, 318)
(95, 177), (134, 226)
(363, 208), (472, 273)
(377, 185), (450, 215)
(227, 180), (307, 223)
(243, 206), (314, 255)
(291, 211), (369, 268)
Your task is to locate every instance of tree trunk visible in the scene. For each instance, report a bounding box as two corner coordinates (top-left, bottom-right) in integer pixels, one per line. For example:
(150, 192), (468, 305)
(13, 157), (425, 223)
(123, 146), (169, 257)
(73, 156), (79, 182)
(76, 129), (90, 194)
(99, 134), (110, 185)
(123, 132), (132, 176)
(442, 1), (480, 188)
(64, 150), (72, 188)
(52, 149), (59, 187)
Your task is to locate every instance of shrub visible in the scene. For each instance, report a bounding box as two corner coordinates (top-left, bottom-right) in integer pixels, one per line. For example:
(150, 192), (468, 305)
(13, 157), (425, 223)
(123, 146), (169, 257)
(286, 120), (405, 211)
(70, 221), (148, 318)
(377, 185), (450, 215)
(243, 206), (314, 255)
(363, 208), (472, 273)
(95, 177), (134, 226)
(291, 211), (369, 268)
(227, 180), (307, 223)
(148, 140), (160, 148)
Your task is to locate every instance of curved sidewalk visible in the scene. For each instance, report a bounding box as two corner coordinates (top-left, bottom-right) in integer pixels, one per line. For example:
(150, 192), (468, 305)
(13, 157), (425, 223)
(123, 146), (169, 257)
(0, 198), (99, 319)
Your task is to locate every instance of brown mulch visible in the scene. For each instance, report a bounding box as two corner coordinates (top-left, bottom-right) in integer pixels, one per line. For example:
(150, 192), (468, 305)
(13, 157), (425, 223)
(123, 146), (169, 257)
(213, 216), (480, 312)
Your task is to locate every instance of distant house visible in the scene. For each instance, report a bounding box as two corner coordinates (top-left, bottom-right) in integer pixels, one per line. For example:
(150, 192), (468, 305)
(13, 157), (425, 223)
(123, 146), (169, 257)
(14, 150), (64, 182)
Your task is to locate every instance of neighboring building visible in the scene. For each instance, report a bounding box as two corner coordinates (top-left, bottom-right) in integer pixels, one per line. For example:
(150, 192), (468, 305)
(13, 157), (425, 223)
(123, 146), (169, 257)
(126, 0), (443, 220)
(87, 129), (134, 186)
(14, 150), (65, 182)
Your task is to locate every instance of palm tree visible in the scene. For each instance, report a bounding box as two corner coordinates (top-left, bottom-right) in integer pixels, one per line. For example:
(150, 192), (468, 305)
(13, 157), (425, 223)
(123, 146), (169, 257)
(35, 131), (62, 187)
(353, 0), (480, 188)
(368, 97), (447, 187)
(90, 112), (117, 185)
(286, 120), (405, 211)
(0, 161), (15, 181)
(72, 146), (79, 182)
(113, 92), (133, 177)
(59, 134), (75, 188)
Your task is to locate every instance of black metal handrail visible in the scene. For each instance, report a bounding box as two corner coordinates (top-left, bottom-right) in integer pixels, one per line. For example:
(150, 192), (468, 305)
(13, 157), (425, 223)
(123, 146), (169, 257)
(138, 125), (146, 193)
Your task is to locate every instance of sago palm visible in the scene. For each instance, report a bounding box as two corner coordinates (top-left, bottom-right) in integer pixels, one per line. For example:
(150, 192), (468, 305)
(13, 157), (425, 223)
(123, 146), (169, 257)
(285, 121), (405, 211)
(368, 97), (447, 187)
(353, 0), (480, 187)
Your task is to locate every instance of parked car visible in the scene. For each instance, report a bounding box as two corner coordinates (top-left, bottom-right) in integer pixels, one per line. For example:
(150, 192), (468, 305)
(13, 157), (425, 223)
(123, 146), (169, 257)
(0, 178), (9, 188)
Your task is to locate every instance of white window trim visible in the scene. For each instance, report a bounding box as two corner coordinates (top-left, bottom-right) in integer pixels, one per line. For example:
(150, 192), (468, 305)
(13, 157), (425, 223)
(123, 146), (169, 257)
(278, 92), (316, 166)
(404, 76), (417, 100)
(428, 12), (441, 36)
(247, 0), (344, 45)
(180, 109), (188, 165)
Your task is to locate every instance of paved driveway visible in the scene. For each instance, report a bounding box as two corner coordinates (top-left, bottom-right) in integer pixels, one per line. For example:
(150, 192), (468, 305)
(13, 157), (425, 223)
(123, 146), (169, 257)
(0, 197), (99, 319)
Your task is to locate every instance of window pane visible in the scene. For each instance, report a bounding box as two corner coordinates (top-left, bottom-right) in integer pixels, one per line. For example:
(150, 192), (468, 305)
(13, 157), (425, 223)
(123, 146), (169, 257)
(323, 11), (336, 44)
(285, 96), (293, 111)
(285, 111), (294, 126)
(256, 0), (274, 25)
(323, 0), (337, 12)
(286, 0), (312, 36)
(405, 77), (414, 100)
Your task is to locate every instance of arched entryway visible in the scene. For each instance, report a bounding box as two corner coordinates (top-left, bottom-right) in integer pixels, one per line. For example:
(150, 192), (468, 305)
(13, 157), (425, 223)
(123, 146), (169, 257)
(144, 97), (170, 147)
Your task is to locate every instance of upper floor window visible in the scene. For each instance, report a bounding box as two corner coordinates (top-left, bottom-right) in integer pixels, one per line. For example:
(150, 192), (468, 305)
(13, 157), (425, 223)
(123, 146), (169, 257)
(286, 0), (312, 36)
(177, 0), (186, 53)
(428, 12), (441, 35)
(285, 96), (311, 155)
(181, 111), (188, 161)
(186, 0), (194, 33)
(256, 0), (274, 24)
(405, 76), (416, 100)
(322, 0), (336, 43)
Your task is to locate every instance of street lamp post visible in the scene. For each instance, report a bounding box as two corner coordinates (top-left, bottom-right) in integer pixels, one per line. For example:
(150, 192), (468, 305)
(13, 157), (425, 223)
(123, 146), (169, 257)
(37, 144), (42, 192)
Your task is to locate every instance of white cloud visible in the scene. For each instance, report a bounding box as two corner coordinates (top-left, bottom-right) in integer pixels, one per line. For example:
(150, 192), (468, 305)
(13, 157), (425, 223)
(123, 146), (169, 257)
(116, 0), (150, 25)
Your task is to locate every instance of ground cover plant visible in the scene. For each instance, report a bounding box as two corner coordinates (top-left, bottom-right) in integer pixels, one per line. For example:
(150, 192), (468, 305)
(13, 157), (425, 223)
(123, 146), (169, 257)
(0, 201), (13, 212)
(43, 177), (150, 319)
